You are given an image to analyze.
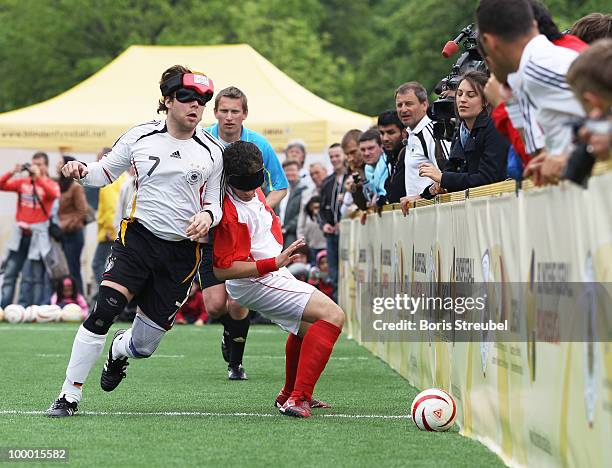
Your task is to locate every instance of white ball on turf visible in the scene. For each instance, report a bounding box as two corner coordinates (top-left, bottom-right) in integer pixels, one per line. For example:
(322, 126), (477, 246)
(36, 305), (62, 323)
(410, 388), (457, 432)
(61, 303), (84, 322)
(24, 305), (39, 322)
(4, 304), (26, 323)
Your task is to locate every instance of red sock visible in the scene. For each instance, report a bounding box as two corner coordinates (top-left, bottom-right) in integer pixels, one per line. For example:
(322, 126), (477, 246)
(291, 320), (341, 401)
(282, 333), (302, 394)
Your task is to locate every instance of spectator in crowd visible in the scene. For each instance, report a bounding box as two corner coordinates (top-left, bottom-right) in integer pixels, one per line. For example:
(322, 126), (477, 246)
(308, 250), (333, 299)
(91, 148), (127, 299)
(477, 0), (586, 184)
(485, 0), (588, 175)
(296, 162), (327, 246)
(419, 71), (509, 198)
(285, 140), (313, 189)
(565, 39), (612, 164)
(378, 110), (408, 203)
(359, 129), (389, 207)
(570, 13), (612, 44)
(175, 282), (208, 326)
(0, 152), (60, 308)
(56, 155), (88, 294)
(308, 163), (328, 196)
(51, 275), (88, 318)
(278, 160), (307, 249)
(319, 142), (348, 300)
(297, 195), (326, 264)
(395, 82), (450, 214)
(340, 129), (368, 214)
(531, 1), (587, 52)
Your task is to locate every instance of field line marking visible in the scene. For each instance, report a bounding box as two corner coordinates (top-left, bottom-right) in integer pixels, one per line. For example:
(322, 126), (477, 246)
(35, 354), (185, 359)
(0, 409), (410, 419)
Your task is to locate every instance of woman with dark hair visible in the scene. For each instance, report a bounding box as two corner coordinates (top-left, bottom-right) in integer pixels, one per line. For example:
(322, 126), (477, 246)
(56, 155), (88, 293)
(419, 71), (509, 197)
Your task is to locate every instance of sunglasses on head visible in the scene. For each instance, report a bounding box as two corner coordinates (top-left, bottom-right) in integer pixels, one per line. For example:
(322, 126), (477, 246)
(174, 87), (212, 106)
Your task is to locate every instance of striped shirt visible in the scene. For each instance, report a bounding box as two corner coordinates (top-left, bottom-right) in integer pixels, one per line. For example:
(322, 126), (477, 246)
(518, 35), (585, 156)
(82, 120), (224, 241)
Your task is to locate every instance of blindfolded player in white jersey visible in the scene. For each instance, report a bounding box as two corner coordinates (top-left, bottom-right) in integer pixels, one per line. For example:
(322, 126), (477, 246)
(46, 65), (224, 417)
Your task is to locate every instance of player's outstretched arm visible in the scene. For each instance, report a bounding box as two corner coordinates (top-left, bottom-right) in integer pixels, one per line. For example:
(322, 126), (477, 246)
(81, 137), (133, 187)
(61, 161), (89, 180)
(213, 238), (306, 281)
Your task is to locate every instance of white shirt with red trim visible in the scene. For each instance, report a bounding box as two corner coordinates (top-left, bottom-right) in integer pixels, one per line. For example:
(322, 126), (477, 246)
(213, 188), (283, 287)
(81, 119), (224, 241)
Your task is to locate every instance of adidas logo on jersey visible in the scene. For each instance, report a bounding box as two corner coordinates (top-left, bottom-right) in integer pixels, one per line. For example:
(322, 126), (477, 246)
(170, 150), (181, 159)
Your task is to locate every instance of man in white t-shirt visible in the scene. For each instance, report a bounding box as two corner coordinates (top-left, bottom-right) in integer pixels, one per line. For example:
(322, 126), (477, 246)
(477, 0), (585, 183)
(395, 82), (450, 214)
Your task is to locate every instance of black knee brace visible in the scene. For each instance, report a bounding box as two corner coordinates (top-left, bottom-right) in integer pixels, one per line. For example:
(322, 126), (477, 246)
(83, 286), (129, 335)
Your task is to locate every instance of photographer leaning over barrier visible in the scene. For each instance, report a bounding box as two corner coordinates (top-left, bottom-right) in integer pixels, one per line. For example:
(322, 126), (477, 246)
(419, 71), (509, 198)
(476, 0), (586, 185)
(0, 152), (60, 307)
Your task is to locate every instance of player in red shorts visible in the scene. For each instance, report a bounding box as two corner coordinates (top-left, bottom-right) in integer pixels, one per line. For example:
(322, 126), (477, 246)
(212, 141), (345, 418)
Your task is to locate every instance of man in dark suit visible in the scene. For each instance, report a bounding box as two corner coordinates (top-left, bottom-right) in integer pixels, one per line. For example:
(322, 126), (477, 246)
(278, 160), (307, 249)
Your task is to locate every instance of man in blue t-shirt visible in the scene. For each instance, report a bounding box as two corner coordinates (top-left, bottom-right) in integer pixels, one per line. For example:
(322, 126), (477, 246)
(202, 86), (288, 380)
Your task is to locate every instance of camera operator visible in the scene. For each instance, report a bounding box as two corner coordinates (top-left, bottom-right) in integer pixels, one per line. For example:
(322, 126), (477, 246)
(0, 152), (60, 307)
(419, 71), (509, 197)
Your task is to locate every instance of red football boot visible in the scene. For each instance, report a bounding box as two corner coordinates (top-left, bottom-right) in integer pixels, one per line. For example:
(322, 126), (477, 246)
(275, 390), (331, 409)
(280, 397), (312, 418)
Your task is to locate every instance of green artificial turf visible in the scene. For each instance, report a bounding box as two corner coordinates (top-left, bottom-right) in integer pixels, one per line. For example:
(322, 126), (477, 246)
(0, 323), (504, 467)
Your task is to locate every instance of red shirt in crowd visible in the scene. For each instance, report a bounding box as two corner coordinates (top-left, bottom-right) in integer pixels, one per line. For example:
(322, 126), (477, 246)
(0, 172), (60, 224)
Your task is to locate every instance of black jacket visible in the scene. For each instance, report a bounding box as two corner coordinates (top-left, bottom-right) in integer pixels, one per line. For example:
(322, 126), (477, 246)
(384, 141), (406, 203)
(422, 112), (509, 198)
(319, 171), (347, 230)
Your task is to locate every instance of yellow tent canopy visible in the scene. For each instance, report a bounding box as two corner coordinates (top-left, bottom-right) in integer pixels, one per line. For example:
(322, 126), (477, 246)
(0, 44), (372, 153)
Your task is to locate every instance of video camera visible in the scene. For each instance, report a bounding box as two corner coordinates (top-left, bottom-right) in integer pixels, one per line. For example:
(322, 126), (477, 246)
(428, 24), (488, 141)
(21, 163), (32, 174)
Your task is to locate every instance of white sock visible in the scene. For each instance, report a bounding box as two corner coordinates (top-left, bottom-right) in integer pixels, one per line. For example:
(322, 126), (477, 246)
(112, 328), (134, 359)
(60, 325), (107, 403)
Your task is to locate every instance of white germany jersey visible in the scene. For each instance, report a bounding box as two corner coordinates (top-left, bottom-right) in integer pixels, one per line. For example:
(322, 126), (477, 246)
(518, 35), (585, 156)
(82, 120), (224, 241)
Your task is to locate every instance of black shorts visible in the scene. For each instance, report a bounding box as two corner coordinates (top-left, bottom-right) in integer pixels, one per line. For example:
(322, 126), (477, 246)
(103, 220), (201, 330)
(199, 229), (224, 289)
